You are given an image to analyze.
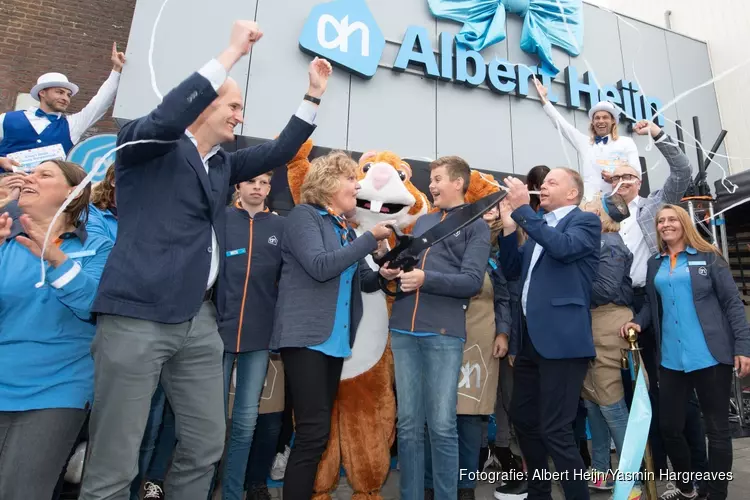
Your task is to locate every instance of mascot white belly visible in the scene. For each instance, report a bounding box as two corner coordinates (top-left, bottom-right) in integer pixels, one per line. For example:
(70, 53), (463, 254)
(340, 228), (389, 380)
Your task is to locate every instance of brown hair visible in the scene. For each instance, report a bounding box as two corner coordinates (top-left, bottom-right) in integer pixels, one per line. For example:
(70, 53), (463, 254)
(90, 164), (115, 211)
(581, 195), (620, 233)
(655, 205), (721, 256)
(232, 171), (274, 206)
(557, 167), (585, 205)
(300, 151), (357, 207)
(589, 118), (620, 143)
(430, 156), (471, 194)
(46, 160), (91, 227)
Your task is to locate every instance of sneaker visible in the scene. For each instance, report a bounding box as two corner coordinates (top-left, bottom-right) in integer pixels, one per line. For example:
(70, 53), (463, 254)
(247, 484), (272, 500)
(458, 488), (476, 500)
(589, 469), (615, 491)
(659, 483), (698, 499)
(494, 479), (528, 499)
(425, 488), (435, 500)
(269, 445), (290, 480)
(142, 481), (165, 500)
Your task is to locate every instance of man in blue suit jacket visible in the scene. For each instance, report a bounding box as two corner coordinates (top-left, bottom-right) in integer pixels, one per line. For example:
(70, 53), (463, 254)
(496, 168), (600, 500)
(80, 21), (331, 500)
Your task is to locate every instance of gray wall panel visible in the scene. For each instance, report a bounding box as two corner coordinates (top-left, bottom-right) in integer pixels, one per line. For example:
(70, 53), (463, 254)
(665, 32), (729, 193)
(368, 0), (434, 41)
(244, 0), (349, 148)
(436, 82), (513, 173)
(348, 70), (436, 158)
(114, 0), (257, 125)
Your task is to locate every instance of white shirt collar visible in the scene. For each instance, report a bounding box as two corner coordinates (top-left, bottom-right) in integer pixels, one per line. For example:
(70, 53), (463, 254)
(543, 204), (577, 224)
(28, 106), (62, 117)
(184, 130), (221, 163)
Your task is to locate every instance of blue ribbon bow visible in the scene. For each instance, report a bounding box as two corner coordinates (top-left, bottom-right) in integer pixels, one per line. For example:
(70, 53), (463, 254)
(428, 0), (584, 74)
(35, 108), (60, 122)
(595, 135), (609, 145)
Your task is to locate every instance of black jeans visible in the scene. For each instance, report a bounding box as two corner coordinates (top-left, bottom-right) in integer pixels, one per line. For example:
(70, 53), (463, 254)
(511, 327), (590, 500)
(245, 412), (283, 488)
(280, 348), (343, 500)
(659, 364), (733, 500)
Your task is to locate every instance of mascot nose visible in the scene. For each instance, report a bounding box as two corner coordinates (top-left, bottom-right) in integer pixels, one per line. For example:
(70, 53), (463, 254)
(371, 166), (391, 190)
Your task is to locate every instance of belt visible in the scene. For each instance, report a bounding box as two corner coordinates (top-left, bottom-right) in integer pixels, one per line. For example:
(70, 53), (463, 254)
(204, 287), (214, 302)
(633, 286), (646, 296)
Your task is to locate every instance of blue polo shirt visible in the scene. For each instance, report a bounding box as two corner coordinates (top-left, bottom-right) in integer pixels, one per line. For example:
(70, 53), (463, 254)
(86, 204), (118, 242)
(655, 247), (719, 373)
(0, 222), (113, 411)
(307, 210), (355, 358)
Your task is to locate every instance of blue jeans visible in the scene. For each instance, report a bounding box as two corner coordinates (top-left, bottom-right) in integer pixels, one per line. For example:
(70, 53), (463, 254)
(221, 350), (269, 500)
(585, 398), (629, 472)
(244, 412), (283, 488)
(129, 384), (176, 500)
(425, 415), (483, 489)
(392, 333), (464, 500)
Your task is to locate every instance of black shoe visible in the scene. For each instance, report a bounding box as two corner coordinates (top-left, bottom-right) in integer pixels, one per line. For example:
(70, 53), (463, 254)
(425, 488), (435, 500)
(247, 484), (272, 500)
(458, 488), (476, 500)
(142, 481), (165, 500)
(494, 479), (528, 499)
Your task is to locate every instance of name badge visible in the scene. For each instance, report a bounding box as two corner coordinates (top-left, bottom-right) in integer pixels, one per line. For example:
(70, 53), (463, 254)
(488, 258), (498, 270)
(66, 250), (96, 259)
(226, 248), (247, 257)
(689, 260), (707, 266)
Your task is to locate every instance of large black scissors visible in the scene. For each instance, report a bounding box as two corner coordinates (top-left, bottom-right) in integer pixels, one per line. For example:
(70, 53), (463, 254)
(373, 190), (507, 297)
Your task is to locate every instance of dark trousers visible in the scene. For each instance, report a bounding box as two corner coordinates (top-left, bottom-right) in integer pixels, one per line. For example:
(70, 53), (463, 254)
(511, 327), (590, 500)
(276, 378), (294, 454)
(660, 365), (733, 500)
(280, 348), (343, 500)
(0, 408), (87, 500)
(245, 412), (283, 488)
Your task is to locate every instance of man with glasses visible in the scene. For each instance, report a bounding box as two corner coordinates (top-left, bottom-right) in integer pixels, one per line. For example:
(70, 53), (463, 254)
(610, 118), (694, 474)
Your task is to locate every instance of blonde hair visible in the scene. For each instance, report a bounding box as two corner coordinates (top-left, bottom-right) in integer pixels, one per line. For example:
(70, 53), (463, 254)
(581, 195), (620, 233)
(589, 120), (620, 143)
(300, 151), (357, 207)
(91, 164), (116, 210)
(655, 205), (721, 256)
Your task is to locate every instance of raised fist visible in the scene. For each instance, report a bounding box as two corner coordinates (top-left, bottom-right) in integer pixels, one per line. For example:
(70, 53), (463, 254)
(230, 20), (263, 56)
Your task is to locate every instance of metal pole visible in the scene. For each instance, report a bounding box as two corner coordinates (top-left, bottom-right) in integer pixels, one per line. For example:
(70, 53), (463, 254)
(719, 215), (729, 262)
(708, 202), (719, 247)
(622, 329), (659, 500)
(688, 201), (696, 228)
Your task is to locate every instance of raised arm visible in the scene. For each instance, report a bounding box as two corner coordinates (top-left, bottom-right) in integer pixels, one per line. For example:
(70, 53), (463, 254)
(229, 59), (330, 184)
(67, 43), (126, 144)
(633, 120), (692, 204)
(513, 205), (600, 263)
(591, 236), (631, 307)
(284, 206), (378, 283)
(118, 21), (263, 165)
(534, 78), (589, 153)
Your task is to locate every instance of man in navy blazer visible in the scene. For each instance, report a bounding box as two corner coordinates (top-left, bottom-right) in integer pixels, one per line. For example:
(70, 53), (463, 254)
(80, 21), (331, 500)
(496, 168), (600, 500)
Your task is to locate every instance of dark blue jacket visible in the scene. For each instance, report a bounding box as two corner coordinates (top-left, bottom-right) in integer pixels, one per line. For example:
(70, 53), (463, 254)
(635, 249), (750, 366)
(269, 204), (381, 350)
(92, 70), (314, 324)
(591, 232), (634, 308)
(216, 205), (284, 353)
(389, 207), (491, 340)
(488, 256), (512, 336)
(498, 205), (600, 359)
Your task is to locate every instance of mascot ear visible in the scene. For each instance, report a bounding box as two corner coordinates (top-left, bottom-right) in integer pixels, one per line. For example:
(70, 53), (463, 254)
(399, 161), (412, 181)
(287, 139), (314, 206)
(360, 151), (377, 165)
(465, 170), (501, 204)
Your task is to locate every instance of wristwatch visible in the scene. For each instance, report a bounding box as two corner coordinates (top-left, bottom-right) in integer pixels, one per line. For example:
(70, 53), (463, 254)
(304, 94), (321, 105)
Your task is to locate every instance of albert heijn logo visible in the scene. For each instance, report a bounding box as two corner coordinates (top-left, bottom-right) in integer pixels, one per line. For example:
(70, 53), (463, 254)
(299, 0), (385, 79)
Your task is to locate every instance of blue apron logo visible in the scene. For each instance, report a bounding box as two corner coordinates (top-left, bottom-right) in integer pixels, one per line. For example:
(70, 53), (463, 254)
(66, 134), (117, 183)
(299, 0), (386, 78)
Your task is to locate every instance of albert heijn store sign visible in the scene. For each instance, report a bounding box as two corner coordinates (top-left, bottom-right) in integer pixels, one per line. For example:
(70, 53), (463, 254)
(299, 0), (665, 127)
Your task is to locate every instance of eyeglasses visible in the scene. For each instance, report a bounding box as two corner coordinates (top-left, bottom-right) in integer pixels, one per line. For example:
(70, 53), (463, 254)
(610, 174), (639, 184)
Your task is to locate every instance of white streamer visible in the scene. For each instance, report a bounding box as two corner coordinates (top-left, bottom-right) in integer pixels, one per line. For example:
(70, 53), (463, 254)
(148, 0), (171, 101)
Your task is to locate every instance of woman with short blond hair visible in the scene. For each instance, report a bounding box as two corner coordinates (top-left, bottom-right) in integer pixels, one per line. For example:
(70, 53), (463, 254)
(268, 151), (394, 499)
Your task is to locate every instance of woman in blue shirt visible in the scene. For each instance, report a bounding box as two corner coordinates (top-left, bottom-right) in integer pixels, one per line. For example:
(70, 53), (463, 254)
(87, 164), (118, 242)
(268, 151), (393, 500)
(0, 160), (112, 500)
(623, 205), (750, 500)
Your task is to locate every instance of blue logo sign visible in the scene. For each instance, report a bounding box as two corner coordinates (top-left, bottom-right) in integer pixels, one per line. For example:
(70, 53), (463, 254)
(299, 0), (386, 79)
(66, 134), (117, 183)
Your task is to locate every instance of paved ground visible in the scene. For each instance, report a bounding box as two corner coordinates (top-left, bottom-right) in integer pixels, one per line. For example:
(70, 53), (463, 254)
(261, 438), (750, 499)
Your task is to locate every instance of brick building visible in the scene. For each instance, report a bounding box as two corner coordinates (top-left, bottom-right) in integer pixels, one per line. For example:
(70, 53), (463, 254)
(0, 0), (136, 137)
